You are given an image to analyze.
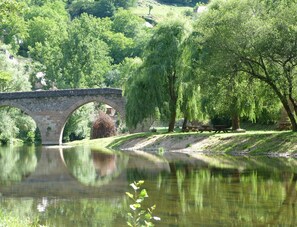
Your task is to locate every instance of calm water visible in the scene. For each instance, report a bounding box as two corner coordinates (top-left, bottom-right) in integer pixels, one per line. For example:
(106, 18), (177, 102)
(1, 145), (297, 226)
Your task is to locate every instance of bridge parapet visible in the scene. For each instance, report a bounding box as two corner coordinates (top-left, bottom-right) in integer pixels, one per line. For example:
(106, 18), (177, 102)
(0, 88), (122, 99)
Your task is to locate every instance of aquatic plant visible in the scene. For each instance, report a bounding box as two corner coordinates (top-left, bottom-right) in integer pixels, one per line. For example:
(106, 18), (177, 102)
(157, 147), (165, 156)
(126, 180), (160, 227)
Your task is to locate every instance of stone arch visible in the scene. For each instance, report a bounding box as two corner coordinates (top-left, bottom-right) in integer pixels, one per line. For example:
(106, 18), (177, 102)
(0, 101), (35, 119)
(64, 96), (125, 120)
(58, 96), (126, 143)
(0, 101), (41, 142)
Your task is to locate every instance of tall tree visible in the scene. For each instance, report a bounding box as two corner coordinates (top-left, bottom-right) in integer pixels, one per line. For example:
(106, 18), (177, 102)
(178, 33), (205, 130)
(126, 18), (189, 132)
(196, 0), (297, 131)
(112, 9), (145, 38)
(23, 0), (69, 87)
(57, 14), (111, 88)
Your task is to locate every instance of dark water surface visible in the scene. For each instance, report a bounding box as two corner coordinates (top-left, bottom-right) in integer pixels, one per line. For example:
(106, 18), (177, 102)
(1, 145), (297, 226)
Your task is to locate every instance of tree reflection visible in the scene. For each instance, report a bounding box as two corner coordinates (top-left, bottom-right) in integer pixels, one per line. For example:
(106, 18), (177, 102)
(149, 161), (297, 226)
(63, 146), (128, 186)
(2, 147), (297, 226)
(38, 198), (126, 227)
(0, 145), (38, 185)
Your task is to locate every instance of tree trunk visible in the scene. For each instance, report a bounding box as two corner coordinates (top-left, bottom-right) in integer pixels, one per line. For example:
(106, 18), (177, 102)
(231, 114), (240, 131)
(289, 95), (297, 121)
(168, 72), (177, 133)
(182, 117), (188, 132)
(168, 108), (176, 132)
(281, 98), (297, 131)
(262, 81), (297, 132)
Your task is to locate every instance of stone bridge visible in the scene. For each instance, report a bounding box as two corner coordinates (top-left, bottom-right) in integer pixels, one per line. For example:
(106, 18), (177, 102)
(0, 88), (125, 145)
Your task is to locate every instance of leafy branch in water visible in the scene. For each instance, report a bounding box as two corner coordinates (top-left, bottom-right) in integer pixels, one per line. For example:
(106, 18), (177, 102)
(126, 180), (160, 227)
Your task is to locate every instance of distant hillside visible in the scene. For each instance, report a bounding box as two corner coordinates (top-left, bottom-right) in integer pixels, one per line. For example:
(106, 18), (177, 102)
(157, 0), (209, 6)
(131, 0), (194, 22)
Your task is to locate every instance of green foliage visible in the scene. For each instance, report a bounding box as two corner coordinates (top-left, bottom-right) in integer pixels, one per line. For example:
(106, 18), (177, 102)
(0, 0), (27, 52)
(23, 1), (68, 49)
(0, 46), (32, 92)
(103, 30), (134, 64)
(51, 14), (111, 88)
(64, 146), (97, 185)
(157, 147), (165, 156)
(0, 107), (37, 145)
(68, 0), (116, 19)
(63, 146), (128, 186)
(158, 0), (208, 6)
(0, 109), (18, 144)
(0, 70), (12, 92)
(63, 103), (96, 142)
(113, 57), (143, 88)
(126, 18), (192, 132)
(0, 145), (37, 184)
(112, 9), (145, 38)
(113, 0), (137, 9)
(0, 45), (36, 144)
(195, 0), (297, 130)
(87, 0), (116, 18)
(126, 180), (160, 227)
(1, 0), (294, 142)
(67, 0), (136, 19)
(177, 33), (205, 122)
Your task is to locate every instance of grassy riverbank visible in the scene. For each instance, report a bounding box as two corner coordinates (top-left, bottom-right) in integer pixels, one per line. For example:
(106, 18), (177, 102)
(70, 130), (297, 156)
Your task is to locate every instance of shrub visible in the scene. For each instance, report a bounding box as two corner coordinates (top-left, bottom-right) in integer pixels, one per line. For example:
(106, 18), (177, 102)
(91, 111), (116, 139)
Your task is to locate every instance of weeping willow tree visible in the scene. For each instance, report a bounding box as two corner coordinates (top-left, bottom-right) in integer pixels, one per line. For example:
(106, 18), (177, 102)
(194, 0), (297, 131)
(178, 31), (205, 130)
(178, 83), (204, 130)
(197, 71), (280, 130)
(125, 67), (161, 130)
(125, 18), (196, 132)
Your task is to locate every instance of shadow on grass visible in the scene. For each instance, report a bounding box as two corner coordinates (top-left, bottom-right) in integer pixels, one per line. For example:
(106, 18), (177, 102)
(212, 131), (297, 155)
(109, 130), (213, 151)
(108, 132), (154, 149)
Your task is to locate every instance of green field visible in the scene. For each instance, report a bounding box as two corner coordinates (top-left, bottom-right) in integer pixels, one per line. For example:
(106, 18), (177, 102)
(131, 0), (193, 22)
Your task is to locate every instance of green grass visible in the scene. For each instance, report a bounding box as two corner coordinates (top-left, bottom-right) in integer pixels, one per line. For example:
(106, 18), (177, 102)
(67, 128), (297, 156)
(207, 130), (297, 155)
(131, 0), (192, 22)
(66, 132), (153, 150)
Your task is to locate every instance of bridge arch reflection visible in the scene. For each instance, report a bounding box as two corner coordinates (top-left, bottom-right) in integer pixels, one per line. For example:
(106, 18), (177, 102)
(0, 146), (129, 197)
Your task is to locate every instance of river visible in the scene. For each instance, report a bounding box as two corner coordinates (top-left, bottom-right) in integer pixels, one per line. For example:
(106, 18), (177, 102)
(0, 144), (297, 226)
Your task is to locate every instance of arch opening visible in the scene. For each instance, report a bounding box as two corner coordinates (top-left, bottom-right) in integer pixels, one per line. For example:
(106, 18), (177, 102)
(62, 100), (125, 143)
(0, 105), (41, 145)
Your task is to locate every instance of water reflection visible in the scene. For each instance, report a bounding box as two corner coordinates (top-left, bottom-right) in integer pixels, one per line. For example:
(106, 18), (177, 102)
(63, 146), (129, 187)
(1, 145), (297, 226)
(0, 145), (39, 185)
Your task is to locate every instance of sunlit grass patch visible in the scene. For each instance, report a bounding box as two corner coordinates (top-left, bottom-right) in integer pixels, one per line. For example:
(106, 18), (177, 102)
(68, 128), (297, 156)
(131, 0), (192, 22)
(209, 131), (297, 155)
